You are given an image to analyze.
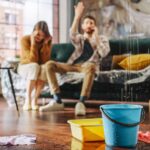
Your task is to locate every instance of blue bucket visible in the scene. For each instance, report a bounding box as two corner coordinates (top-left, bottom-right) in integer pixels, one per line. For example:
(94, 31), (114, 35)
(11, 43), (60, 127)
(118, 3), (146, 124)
(100, 104), (144, 148)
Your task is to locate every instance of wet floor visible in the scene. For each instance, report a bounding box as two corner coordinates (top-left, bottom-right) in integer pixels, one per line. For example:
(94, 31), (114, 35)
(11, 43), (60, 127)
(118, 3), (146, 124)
(0, 98), (149, 150)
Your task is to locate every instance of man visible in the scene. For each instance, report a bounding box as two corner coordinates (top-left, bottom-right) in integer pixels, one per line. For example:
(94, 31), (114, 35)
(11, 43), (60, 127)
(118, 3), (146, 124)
(40, 2), (110, 115)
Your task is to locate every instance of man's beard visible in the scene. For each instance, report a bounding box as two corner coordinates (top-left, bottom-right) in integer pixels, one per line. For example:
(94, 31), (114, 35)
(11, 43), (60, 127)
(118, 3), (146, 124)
(86, 29), (94, 35)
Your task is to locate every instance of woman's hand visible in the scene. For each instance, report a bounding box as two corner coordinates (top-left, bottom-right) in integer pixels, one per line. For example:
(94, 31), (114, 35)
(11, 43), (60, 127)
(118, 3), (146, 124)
(44, 35), (52, 45)
(30, 32), (37, 46)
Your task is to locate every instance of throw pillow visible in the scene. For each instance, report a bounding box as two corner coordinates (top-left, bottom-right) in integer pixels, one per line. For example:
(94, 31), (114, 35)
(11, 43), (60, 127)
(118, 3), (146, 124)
(111, 54), (129, 69)
(118, 54), (150, 70)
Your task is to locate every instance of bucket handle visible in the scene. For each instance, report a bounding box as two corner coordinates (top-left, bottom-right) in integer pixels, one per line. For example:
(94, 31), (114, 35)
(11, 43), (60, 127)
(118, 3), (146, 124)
(100, 107), (145, 127)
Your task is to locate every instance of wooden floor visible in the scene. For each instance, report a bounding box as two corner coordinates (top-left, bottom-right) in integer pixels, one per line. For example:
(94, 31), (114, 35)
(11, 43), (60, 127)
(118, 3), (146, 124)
(0, 97), (150, 150)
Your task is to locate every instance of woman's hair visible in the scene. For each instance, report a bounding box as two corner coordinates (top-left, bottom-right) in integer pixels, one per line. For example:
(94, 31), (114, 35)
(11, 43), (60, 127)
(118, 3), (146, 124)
(33, 21), (50, 37)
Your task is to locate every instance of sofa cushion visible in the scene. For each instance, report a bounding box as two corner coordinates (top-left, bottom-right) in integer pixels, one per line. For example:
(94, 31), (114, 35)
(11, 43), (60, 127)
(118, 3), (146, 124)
(118, 54), (150, 70)
(109, 38), (150, 55)
(51, 43), (75, 62)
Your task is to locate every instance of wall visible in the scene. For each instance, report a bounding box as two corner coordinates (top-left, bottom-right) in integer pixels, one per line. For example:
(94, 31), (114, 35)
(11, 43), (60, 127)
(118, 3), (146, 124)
(80, 0), (150, 39)
(59, 0), (76, 43)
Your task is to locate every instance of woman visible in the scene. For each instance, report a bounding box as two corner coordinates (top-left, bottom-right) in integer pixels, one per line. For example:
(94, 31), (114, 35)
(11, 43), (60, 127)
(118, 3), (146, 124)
(18, 21), (52, 110)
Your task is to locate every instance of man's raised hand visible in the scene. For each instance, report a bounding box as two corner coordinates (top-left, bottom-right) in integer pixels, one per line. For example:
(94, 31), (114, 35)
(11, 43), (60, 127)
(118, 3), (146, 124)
(74, 2), (85, 19)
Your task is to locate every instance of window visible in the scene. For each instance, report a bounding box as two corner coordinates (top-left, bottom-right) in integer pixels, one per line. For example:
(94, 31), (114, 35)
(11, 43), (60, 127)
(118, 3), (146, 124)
(5, 13), (17, 24)
(0, 0), (59, 61)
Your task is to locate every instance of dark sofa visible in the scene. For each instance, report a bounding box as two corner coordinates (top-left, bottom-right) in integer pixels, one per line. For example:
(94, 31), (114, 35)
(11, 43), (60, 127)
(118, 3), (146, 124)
(1, 37), (150, 107)
(42, 37), (150, 101)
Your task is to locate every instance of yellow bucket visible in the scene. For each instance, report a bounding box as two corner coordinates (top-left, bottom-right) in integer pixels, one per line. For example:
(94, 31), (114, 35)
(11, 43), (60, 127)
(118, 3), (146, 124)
(68, 118), (104, 142)
(71, 138), (105, 150)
